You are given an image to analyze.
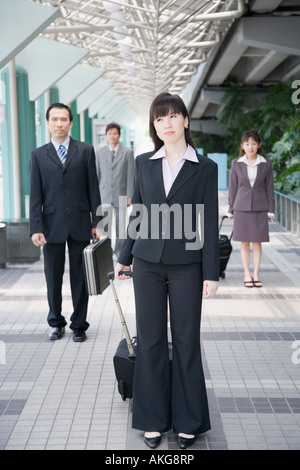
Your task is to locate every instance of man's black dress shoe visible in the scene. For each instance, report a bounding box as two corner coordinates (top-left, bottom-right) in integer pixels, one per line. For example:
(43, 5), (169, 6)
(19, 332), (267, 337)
(144, 434), (162, 449)
(177, 435), (195, 449)
(72, 330), (87, 342)
(49, 327), (65, 341)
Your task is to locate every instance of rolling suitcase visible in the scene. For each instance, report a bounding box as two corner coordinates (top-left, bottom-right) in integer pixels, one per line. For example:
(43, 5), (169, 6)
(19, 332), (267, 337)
(82, 236), (114, 295)
(219, 215), (233, 278)
(107, 271), (173, 401)
(107, 271), (136, 400)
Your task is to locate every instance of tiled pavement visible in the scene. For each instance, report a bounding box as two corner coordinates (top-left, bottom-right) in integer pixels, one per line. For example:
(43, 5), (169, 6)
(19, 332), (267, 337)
(1, 190), (300, 450)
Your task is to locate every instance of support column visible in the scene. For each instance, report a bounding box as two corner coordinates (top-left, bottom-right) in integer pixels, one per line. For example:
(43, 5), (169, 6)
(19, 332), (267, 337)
(84, 109), (92, 144)
(9, 59), (21, 219)
(44, 89), (51, 142)
(70, 100), (80, 140)
(0, 64), (40, 262)
(0, 67), (14, 219)
(16, 66), (36, 218)
(80, 111), (85, 142)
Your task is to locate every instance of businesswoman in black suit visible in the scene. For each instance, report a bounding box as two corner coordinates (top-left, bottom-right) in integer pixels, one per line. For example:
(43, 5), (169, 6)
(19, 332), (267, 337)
(115, 93), (219, 449)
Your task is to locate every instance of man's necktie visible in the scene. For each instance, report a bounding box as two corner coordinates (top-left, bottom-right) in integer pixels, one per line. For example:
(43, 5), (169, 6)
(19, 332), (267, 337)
(58, 144), (67, 166)
(111, 149), (115, 162)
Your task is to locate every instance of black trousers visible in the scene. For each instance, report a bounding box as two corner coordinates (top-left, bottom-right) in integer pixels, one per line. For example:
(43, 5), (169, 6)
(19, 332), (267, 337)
(43, 236), (90, 331)
(132, 257), (210, 435)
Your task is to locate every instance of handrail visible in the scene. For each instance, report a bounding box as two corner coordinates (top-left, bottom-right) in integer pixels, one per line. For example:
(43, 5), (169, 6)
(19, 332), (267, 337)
(274, 191), (300, 238)
(274, 190), (300, 204)
(226, 169), (300, 238)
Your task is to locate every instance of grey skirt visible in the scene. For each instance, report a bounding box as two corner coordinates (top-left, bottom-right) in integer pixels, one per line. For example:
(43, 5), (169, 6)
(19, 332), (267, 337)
(232, 210), (270, 243)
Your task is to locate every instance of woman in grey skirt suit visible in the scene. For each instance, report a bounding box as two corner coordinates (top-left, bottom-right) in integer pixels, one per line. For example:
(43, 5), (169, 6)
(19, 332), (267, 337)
(227, 130), (275, 288)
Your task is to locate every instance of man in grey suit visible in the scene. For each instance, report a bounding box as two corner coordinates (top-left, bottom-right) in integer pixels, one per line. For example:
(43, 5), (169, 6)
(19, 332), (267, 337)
(95, 123), (134, 257)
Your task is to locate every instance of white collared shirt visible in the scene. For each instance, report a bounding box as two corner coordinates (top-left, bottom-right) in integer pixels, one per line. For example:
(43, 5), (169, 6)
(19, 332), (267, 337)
(150, 144), (198, 196)
(109, 144), (119, 155)
(238, 153), (266, 187)
(51, 136), (70, 154)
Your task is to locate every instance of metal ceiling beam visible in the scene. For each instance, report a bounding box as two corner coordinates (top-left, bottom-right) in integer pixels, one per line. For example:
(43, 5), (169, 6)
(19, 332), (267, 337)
(104, 0), (154, 14)
(45, 22), (154, 33)
(244, 50), (288, 85)
(45, 25), (114, 33)
(250, 0), (282, 13)
(31, 0), (251, 118)
(239, 17), (300, 56)
(193, 0), (246, 21)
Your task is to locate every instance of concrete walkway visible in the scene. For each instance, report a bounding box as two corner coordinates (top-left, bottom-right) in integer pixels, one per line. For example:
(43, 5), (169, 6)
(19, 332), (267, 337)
(0, 191), (300, 450)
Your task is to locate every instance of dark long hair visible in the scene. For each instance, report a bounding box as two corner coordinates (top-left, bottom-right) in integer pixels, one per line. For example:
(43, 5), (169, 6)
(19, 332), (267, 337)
(239, 129), (267, 157)
(149, 92), (195, 152)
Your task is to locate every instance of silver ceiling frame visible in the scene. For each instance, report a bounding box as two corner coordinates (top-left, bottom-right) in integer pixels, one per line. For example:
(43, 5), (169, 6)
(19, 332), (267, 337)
(33, 0), (246, 117)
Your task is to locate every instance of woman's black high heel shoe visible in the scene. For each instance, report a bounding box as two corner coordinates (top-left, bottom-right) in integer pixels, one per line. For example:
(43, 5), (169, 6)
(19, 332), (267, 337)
(144, 433), (162, 449)
(177, 434), (195, 449)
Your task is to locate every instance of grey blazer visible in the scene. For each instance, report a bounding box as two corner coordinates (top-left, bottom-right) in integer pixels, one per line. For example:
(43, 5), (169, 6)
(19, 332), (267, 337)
(95, 144), (134, 207)
(228, 156), (275, 214)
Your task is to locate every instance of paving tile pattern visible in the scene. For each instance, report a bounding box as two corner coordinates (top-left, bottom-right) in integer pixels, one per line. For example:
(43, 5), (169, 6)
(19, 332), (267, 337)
(1, 191), (300, 450)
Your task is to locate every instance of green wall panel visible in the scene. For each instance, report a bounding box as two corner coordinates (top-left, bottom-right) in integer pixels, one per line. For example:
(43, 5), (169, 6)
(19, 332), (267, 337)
(0, 66), (36, 219)
(70, 100), (80, 140)
(84, 109), (92, 144)
(16, 66), (36, 217)
(0, 67), (14, 219)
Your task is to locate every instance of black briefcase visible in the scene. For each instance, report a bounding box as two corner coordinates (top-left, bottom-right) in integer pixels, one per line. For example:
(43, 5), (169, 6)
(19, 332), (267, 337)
(83, 236), (114, 295)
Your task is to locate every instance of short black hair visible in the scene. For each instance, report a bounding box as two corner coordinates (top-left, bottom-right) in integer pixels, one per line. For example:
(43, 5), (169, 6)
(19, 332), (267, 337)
(105, 122), (121, 135)
(46, 103), (73, 122)
(149, 92), (195, 152)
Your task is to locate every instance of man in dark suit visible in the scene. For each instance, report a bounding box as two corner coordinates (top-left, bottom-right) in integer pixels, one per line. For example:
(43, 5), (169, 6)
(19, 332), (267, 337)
(29, 103), (101, 342)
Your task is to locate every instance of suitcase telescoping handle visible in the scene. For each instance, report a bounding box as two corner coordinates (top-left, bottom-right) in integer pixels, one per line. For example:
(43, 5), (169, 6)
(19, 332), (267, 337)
(219, 215), (233, 241)
(219, 215), (228, 232)
(107, 271), (135, 357)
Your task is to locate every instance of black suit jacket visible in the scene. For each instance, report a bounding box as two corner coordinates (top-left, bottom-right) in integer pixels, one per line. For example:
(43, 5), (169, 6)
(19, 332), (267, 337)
(29, 137), (101, 243)
(118, 151), (219, 281)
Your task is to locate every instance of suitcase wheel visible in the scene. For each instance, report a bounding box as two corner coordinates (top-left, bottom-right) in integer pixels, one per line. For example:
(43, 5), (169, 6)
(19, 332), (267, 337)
(118, 379), (127, 401)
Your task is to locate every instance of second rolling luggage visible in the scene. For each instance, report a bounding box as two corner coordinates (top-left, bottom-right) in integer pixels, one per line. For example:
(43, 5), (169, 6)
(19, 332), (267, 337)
(219, 215), (233, 278)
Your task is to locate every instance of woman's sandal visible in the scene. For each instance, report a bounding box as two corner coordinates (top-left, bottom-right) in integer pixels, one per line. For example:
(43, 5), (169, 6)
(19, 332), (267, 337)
(253, 279), (263, 288)
(244, 280), (254, 288)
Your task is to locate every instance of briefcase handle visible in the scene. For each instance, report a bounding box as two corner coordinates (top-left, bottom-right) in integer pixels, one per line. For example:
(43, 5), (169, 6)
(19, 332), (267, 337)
(107, 271), (133, 280)
(90, 234), (107, 244)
